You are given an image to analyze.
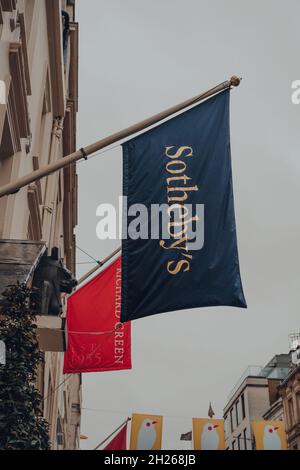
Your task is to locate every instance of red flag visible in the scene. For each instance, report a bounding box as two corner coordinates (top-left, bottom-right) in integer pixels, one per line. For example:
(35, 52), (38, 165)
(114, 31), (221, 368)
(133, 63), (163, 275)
(103, 423), (128, 450)
(64, 257), (131, 373)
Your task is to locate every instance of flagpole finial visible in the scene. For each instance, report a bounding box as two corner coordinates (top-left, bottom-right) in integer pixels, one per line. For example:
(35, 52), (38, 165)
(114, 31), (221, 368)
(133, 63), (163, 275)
(208, 402), (215, 419)
(230, 76), (241, 87)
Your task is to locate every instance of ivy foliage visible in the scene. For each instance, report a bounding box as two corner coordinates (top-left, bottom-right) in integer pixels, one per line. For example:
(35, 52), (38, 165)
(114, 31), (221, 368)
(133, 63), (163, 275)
(0, 284), (50, 450)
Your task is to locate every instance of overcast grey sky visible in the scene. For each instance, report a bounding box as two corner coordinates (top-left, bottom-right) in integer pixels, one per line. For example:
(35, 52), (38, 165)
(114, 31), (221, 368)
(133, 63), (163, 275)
(76, 0), (300, 449)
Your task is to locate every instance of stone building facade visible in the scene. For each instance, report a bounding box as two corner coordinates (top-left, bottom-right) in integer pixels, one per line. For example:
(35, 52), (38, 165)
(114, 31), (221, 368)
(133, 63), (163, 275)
(279, 364), (300, 450)
(223, 355), (290, 450)
(0, 0), (80, 449)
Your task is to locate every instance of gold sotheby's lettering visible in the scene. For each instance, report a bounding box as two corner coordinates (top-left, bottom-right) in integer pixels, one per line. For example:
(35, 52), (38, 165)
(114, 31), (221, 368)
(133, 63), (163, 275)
(159, 146), (199, 275)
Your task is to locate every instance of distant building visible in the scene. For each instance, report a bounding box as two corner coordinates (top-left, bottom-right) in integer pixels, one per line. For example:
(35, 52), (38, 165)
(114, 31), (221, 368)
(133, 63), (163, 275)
(278, 334), (300, 450)
(278, 364), (300, 450)
(223, 355), (290, 450)
(0, 0), (80, 449)
(262, 395), (284, 422)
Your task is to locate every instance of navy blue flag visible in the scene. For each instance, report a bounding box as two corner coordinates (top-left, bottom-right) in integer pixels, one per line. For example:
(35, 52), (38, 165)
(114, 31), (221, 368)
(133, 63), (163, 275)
(121, 89), (246, 322)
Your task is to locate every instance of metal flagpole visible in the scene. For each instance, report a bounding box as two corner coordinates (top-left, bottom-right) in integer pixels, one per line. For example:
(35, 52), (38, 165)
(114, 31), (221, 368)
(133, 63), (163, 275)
(0, 76), (241, 198)
(77, 246), (121, 286)
(93, 417), (131, 450)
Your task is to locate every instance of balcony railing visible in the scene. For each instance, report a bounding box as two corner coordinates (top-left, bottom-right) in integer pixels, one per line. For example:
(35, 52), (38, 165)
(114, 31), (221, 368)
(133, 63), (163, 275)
(227, 364), (290, 402)
(227, 366), (264, 401)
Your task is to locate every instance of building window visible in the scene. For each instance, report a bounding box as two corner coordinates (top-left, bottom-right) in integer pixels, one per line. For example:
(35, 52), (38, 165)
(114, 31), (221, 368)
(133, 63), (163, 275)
(237, 434), (241, 450)
(243, 428), (247, 450)
(56, 416), (64, 447)
(235, 400), (240, 426)
(241, 393), (246, 419)
(232, 440), (235, 450)
(230, 408), (234, 432)
(224, 414), (230, 437)
(0, 111), (16, 158)
(288, 398), (294, 427)
(297, 393), (300, 419)
(61, 11), (70, 66)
